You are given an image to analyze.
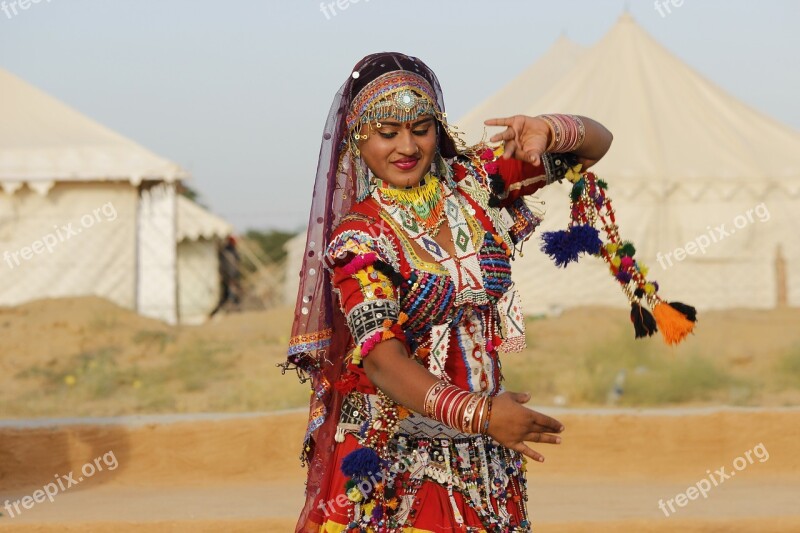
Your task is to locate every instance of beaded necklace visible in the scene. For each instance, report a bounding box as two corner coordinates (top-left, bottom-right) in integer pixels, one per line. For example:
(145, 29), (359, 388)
(373, 179), (488, 308)
(375, 174), (446, 237)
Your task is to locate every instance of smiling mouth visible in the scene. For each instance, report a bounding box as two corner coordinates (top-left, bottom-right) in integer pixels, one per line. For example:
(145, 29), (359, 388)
(392, 158), (419, 170)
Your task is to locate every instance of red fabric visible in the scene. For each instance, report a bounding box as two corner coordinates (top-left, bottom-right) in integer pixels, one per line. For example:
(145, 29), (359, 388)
(495, 157), (548, 207)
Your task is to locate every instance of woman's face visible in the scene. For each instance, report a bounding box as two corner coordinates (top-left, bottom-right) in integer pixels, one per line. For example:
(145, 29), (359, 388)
(357, 114), (437, 188)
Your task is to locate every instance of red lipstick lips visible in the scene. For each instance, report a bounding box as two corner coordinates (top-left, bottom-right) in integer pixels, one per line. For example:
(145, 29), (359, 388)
(392, 158), (419, 171)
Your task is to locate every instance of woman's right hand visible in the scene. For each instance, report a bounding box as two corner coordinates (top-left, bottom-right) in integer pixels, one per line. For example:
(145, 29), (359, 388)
(487, 391), (564, 463)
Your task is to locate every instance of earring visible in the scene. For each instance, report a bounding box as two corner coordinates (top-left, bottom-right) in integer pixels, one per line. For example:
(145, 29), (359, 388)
(432, 149), (455, 189)
(354, 152), (372, 201)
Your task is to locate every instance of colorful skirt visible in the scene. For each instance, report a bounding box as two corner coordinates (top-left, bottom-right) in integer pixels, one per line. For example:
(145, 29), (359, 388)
(305, 392), (531, 532)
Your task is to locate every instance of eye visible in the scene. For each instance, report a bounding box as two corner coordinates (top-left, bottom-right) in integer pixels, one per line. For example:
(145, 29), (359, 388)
(412, 128), (430, 136)
(379, 132), (398, 139)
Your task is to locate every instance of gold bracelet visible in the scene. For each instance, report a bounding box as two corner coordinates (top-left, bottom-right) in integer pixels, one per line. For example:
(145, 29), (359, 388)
(423, 380), (447, 419)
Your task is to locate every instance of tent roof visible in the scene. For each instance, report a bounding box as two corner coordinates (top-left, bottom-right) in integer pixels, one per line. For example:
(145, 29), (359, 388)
(176, 195), (233, 242)
(456, 35), (585, 145)
(0, 67), (187, 191)
(461, 14), (800, 186)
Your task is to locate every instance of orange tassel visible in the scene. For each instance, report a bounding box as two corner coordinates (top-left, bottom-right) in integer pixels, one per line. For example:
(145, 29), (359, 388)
(653, 302), (695, 345)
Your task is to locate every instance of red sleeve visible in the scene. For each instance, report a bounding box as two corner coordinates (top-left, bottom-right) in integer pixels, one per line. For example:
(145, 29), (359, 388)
(494, 157), (548, 207)
(324, 224), (408, 366)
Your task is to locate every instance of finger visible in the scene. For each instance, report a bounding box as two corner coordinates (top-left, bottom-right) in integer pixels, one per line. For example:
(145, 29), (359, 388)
(503, 140), (517, 160)
(511, 391), (531, 404)
(528, 423), (560, 434)
(513, 442), (545, 463)
(484, 117), (513, 127)
(524, 432), (562, 445)
(527, 150), (542, 166)
(489, 127), (516, 143)
(530, 412), (564, 433)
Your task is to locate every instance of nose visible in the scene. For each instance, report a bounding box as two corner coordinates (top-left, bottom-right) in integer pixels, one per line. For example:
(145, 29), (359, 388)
(396, 129), (419, 157)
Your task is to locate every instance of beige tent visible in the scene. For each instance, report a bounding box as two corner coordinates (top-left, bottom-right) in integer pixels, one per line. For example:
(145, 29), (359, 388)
(460, 13), (800, 313)
(177, 196), (233, 324)
(456, 34), (585, 145)
(0, 67), (231, 323)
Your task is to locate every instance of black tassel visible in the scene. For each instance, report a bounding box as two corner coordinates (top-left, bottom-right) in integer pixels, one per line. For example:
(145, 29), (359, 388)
(489, 173), (505, 195)
(633, 287), (645, 299)
(667, 301), (697, 323)
(630, 302), (658, 339)
(373, 259), (406, 287)
(488, 196), (502, 208)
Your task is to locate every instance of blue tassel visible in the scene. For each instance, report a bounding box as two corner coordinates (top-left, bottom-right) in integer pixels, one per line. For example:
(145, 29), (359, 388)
(341, 447), (381, 478)
(541, 225), (602, 268)
(569, 224), (602, 255)
(541, 230), (580, 267)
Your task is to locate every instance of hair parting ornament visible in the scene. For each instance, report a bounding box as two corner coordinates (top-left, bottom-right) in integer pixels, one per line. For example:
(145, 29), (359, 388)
(540, 163), (698, 345)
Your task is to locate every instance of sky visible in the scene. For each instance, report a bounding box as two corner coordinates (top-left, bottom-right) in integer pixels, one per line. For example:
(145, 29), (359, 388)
(1, 0), (798, 232)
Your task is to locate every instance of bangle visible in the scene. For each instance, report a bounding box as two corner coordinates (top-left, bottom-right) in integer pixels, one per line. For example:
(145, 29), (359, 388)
(539, 115), (558, 152)
(481, 396), (493, 435)
(424, 380), (447, 418)
(472, 396), (486, 434)
(538, 114), (585, 153)
(424, 381), (488, 434)
(461, 394), (481, 433)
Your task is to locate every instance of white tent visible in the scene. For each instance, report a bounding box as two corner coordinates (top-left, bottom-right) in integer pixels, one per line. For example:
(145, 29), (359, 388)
(464, 13), (800, 313)
(456, 34), (585, 145)
(0, 67), (231, 323)
(177, 196), (233, 324)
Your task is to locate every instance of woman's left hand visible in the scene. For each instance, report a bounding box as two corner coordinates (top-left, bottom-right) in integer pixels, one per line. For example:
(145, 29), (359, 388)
(484, 115), (550, 166)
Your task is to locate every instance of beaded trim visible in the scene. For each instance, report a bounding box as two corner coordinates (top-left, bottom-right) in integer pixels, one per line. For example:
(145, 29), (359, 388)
(325, 229), (400, 272)
(541, 151), (578, 185)
(347, 299), (400, 347)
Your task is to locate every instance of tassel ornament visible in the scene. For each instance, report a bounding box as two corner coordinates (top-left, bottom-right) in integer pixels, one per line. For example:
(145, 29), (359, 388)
(541, 163), (697, 345)
(653, 301), (697, 345)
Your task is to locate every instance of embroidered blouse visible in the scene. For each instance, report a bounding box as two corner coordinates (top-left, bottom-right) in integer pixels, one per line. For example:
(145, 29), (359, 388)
(323, 148), (572, 395)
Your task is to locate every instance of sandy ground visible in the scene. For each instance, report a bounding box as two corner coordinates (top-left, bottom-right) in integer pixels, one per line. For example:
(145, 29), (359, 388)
(2, 297), (800, 531)
(0, 409), (798, 532)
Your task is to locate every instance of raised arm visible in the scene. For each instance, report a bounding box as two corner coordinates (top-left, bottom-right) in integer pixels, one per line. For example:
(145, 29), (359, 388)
(485, 114), (613, 169)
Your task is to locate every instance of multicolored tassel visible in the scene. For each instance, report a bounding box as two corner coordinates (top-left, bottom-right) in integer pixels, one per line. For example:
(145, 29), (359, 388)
(541, 164), (697, 345)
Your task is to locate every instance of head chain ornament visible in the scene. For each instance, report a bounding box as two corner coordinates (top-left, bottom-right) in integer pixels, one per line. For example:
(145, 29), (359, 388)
(344, 70), (466, 200)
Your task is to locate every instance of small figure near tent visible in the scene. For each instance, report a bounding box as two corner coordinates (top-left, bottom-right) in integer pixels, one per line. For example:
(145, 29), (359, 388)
(210, 235), (242, 317)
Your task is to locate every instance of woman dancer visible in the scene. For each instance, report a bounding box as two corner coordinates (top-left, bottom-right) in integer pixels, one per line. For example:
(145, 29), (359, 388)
(282, 52), (613, 532)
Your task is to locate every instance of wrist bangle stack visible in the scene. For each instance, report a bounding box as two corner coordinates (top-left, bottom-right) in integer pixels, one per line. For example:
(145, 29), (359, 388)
(423, 380), (494, 435)
(539, 114), (585, 153)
